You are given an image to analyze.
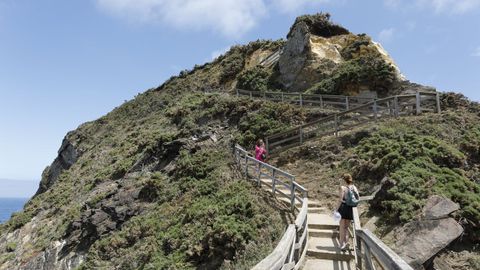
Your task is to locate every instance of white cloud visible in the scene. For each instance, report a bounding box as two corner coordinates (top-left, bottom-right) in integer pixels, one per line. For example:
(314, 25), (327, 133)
(95, 0), (268, 38)
(378, 28), (395, 43)
(272, 0), (330, 14)
(418, 0), (480, 14)
(472, 47), (480, 57)
(385, 0), (480, 14)
(95, 0), (333, 38)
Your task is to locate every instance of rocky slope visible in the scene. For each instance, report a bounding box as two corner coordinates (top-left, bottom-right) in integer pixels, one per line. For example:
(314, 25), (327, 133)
(0, 13), (478, 270)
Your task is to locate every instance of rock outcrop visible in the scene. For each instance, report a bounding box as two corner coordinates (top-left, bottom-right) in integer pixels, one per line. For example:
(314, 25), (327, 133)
(390, 196), (463, 269)
(276, 13), (404, 94)
(36, 135), (79, 195)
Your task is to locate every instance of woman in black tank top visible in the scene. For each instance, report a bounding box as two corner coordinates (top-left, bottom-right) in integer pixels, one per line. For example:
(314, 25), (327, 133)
(335, 173), (358, 251)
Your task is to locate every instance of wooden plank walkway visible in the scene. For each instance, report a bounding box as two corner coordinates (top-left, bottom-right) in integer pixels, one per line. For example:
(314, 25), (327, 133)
(260, 177), (355, 270)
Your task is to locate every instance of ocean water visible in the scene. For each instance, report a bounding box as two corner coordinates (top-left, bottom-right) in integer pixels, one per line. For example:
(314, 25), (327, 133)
(0, 198), (28, 224)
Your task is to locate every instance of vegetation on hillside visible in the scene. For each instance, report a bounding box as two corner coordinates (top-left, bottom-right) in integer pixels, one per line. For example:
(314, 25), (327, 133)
(0, 84), (311, 268)
(287, 13), (349, 38)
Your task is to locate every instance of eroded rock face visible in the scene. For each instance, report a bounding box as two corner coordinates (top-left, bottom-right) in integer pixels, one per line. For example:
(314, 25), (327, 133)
(278, 21), (310, 90)
(60, 182), (147, 256)
(277, 16), (404, 93)
(36, 135), (79, 195)
(21, 241), (83, 270)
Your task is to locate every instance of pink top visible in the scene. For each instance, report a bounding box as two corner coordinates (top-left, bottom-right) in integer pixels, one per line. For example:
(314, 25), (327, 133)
(255, 145), (267, 161)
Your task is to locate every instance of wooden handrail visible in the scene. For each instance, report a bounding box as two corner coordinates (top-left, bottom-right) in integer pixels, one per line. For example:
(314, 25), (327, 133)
(233, 145), (308, 270)
(251, 225), (296, 270)
(265, 92), (441, 153)
(352, 208), (413, 270)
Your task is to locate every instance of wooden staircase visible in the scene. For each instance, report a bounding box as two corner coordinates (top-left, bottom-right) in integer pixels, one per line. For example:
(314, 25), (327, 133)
(303, 209), (355, 270)
(259, 178), (355, 270)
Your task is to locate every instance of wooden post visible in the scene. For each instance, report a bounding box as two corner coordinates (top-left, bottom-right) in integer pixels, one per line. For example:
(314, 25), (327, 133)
(357, 235), (363, 269)
(265, 138), (270, 154)
(320, 96), (324, 109)
(386, 101), (391, 116)
(263, 92), (266, 100)
(236, 89), (239, 96)
(299, 127), (304, 144)
(394, 96), (399, 117)
(436, 92), (441, 113)
(346, 96), (350, 110)
(245, 156), (248, 176)
(290, 181), (296, 212)
(257, 163), (262, 186)
(415, 92), (421, 115)
(334, 115), (339, 137)
(281, 92), (284, 102)
(373, 100), (378, 122)
(272, 169), (276, 195)
(299, 94), (303, 107)
(250, 91), (253, 99)
(363, 243), (376, 270)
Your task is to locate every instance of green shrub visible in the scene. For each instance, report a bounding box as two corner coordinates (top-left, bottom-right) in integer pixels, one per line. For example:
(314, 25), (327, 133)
(353, 125), (480, 241)
(5, 242), (17, 252)
(288, 13), (349, 38)
(307, 56), (396, 96)
(237, 66), (272, 92)
(236, 102), (305, 147)
(340, 34), (371, 60)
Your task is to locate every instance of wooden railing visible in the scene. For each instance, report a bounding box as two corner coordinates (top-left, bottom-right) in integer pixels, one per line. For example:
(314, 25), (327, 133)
(236, 89), (377, 110)
(352, 208), (413, 270)
(259, 49), (283, 67)
(233, 145), (308, 270)
(265, 92), (441, 154)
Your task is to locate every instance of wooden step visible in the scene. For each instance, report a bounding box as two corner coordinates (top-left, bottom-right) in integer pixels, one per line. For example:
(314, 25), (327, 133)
(309, 228), (339, 238)
(308, 213), (339, 230)
(306, 237), (354, 261)
(307, 207), (328, 214)
(302, 258), (354, 270)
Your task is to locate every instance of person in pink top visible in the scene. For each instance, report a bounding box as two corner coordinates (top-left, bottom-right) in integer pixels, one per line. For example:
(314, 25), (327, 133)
(255, 139), (267, 162)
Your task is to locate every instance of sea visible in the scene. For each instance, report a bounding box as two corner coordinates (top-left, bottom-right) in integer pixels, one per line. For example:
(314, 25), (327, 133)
(0, 198), (28, 224)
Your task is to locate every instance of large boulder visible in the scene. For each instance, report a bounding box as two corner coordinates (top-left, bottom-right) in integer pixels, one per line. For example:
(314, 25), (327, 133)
(390, 195), (463, 269)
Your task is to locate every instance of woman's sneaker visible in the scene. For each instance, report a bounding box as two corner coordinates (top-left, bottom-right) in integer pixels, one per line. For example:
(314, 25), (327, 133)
(340, 243), (349, 251)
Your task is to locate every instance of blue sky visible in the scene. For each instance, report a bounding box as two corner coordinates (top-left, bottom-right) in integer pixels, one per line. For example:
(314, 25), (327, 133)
(0, 0), (479, 197)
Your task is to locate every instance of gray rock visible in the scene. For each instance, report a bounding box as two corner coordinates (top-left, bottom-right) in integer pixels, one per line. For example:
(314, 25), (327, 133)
(393, 218), (463, 269)
(60, 184), (145, 257)
(277, 21), (310, 89)
(35, 135), (79, 195)
(370, 177), (396, 209)
(423, 195), (460, 220)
